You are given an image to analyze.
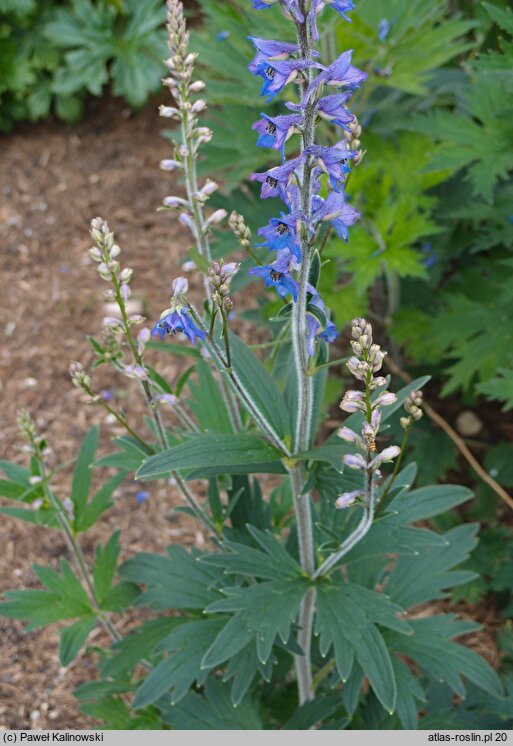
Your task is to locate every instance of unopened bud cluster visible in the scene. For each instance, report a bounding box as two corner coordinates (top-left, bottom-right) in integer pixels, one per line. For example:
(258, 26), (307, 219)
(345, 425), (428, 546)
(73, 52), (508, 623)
(336, 319), (401, 509)
(89, 218), (142, 331)
(229, 211), (252, 250)
(344, 116), (365, 166)
(16, 410), (38, 444)
(400, 390), (423, 430)
(208, 260), (238, 313)
(69, 361), (94, 396)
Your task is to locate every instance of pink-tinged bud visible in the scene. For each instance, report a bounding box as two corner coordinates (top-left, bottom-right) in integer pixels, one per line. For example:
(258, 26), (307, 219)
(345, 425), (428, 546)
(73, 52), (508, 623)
(138, 327), (151, 344)
(179, 213), (198, 236)
(371, 408), (381, 430)
(337, 426), (358, 442)
(336, 490), (365, 509)
(340, 399), (362, 413)
(200, 179), (218, 196)
(189, 80), (206, 93)
(182, 260), (197, 272)
(103, 316), (123, 327)
(373, 376), (387, 388)
(120, 284), (131, 302)
(223, 262), (240, 276)
(159, 105), (180, 118)
(362, 422), (376, 439)
(343, 453), (367, 470)
(160, 159), (182, 172)
(173, 276), (189, 296)
(345, 390), (364, 401)
(178, 144), (189, 158)
(207, 209), (227, 226)
(153, 394), (179, 406)
(191, 99), (207, 113)
(374, 391), (397, 407)
(375, 446), (401, 464)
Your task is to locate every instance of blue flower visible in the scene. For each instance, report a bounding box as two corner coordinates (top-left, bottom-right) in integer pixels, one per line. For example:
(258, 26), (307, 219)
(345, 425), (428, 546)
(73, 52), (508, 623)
(248, 37), (300, 73)
(252, 154), (305, 200)
(252, 0), (277, 9)
(311, 190), (361, 240)
(152, 309), (205, 344)
(249, 249), (299, 300)
(216, 31), (231, 41)
(316, 93), (354, 130)
(302, 50), (367, 106)
(378, 19), (390, 42)
(306, 295), (337, 356)
(305, 143), (357, 191)
(152, 277), (206, 345)
(135, 490), (150, 504)
(325, 0), (355, 21)
(253, 112), (302, 152)
(257, 212), (303, 260)
(254, 58), (320, 101)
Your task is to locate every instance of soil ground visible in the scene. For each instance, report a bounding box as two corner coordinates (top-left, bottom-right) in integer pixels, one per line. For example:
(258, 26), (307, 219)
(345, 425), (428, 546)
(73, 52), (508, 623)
(0, 96), (503, 730)
(0, 95), (209, 729)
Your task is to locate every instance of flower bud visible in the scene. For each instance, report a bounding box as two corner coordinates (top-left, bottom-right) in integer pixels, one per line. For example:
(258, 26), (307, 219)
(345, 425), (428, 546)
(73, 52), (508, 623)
(119, 268), (133, 284)
(336, 490), (365, 509)
(173, 276), (189, 296)
(343, 453), (367, 470)
(88, 247), (103, 262)
(374, 391), (397, 407)
(160, 159), (182, 172)
(191, 99), (207, 113)
(189, 80), (206, 92)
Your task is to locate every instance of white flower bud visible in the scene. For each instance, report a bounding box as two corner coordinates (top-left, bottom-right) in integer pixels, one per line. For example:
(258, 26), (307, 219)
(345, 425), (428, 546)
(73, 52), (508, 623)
(160, 159), (182, 172)
(191, 99), (207, 113)
(119, 268), (133, 284)
(159, 105), (180, 119)
(189, 80), (205, 92)
(173, 276), (189, 296)
(88, 247), (103, 262)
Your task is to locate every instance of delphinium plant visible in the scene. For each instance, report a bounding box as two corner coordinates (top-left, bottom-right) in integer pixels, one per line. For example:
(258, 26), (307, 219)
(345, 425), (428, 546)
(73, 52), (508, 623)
(0, 0), (509, 731)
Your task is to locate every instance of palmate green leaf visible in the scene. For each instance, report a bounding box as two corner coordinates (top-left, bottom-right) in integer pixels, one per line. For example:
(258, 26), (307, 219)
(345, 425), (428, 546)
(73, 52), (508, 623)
(316, 580), (402, 713)
(385, 524), (479, 609)
(160, 678), (262, 730)
(202, 577), (311, 668)
(119, 545), (225, 611)
(77, 471), (127, 532)
(187, 359), (233, 433)
(224, 643), (277, 708)
(100, 618), (182, 679)
(91, 531), (138, 613)
(388, 616), (503, 700)
(0, 559), (92, 630)
(478, 367), (513, 412)
(136, 432), (285, 480)
(70, 426), (98, 520)
(59, 617), (96, 667)
(199, 525), (302, 581)
(133, 619), (225, 708)
(392, 657), (427, 730)
(96, 435), (150, 472)
(338, 0), (475, 96)
(283, 695), (344, 730)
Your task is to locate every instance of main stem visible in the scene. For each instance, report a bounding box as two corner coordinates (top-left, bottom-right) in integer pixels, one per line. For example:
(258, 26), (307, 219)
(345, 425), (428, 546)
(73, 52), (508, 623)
(291, 6), (317, 704)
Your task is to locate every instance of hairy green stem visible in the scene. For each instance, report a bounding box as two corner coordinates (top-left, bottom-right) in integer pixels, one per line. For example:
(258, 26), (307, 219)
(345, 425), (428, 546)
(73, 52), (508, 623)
(290, 4), (318, 705)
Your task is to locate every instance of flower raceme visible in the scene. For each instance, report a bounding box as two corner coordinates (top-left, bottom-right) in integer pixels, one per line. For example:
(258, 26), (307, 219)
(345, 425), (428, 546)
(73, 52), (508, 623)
(247, 0), (366, 358)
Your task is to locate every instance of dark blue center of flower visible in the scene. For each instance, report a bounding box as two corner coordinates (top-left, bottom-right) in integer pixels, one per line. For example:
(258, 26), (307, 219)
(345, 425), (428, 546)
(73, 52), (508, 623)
(266, 121), (277, 134)
(266, 176), (278, 188)
(270, 270), (284, 281)
(265, 65), (276, 79)
(276, 223), (289, 235)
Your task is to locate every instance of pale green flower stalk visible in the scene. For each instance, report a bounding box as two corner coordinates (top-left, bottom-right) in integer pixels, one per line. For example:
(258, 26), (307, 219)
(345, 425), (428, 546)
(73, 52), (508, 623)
(160, 0), (241, 430)
(86, 219), (216, 535)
